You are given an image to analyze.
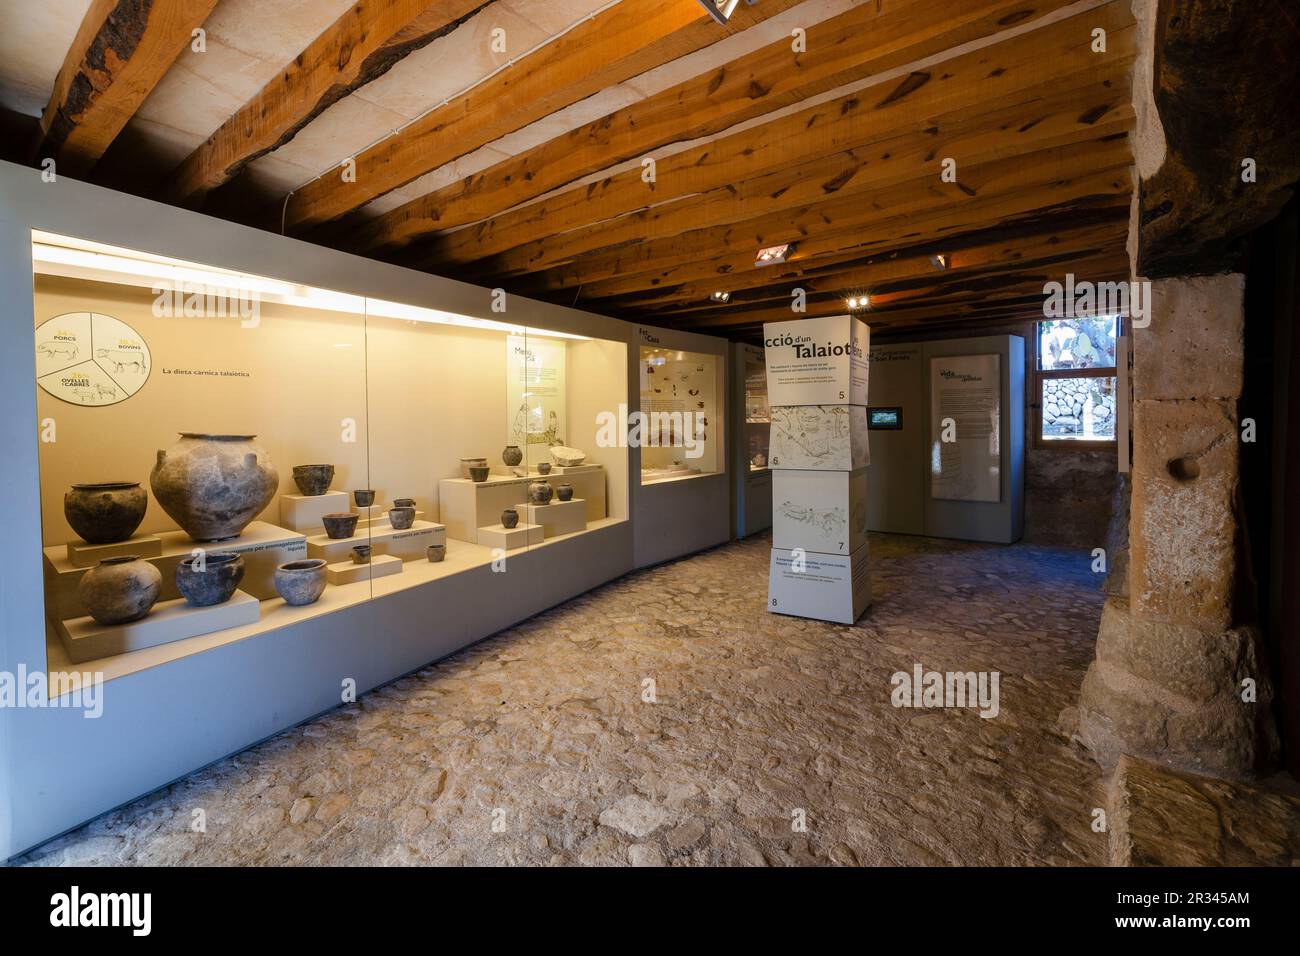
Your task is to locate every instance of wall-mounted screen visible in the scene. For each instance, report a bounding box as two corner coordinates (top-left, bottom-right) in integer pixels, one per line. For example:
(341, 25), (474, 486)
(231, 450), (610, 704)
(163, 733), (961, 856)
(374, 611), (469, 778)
(869, 407), (902, 430)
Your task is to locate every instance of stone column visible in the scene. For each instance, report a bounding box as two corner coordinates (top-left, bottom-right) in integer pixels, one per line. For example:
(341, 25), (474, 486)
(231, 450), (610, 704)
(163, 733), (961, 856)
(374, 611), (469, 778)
(1077, 275), (1278, 778)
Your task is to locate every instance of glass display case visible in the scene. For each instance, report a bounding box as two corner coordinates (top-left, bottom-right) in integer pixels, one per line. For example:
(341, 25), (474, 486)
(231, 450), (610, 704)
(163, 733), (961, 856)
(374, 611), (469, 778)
(32, 230), (626, 669)
(638, 345), (720, 483)
(743, 348), (770, 470)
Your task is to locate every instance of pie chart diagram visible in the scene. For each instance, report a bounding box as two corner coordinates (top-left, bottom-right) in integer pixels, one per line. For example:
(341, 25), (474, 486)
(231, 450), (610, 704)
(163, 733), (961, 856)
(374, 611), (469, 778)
(35, 312), (151, 407)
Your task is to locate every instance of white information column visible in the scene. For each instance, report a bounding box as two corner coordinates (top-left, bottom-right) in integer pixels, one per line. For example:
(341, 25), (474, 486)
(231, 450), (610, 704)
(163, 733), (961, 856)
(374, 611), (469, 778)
(763, 315), (872, 625)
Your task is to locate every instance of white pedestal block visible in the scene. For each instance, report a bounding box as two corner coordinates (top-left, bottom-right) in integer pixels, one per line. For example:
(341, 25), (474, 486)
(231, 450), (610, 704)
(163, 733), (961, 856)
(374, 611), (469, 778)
(306, 519), (445, 563)
(523, 499), (586, 537)
(764, 314), (870, 406)
(355, 507), (425, 529)
(768, 543), (871, 625)
(549, 464), (601, 475)
(769, 405), (870, 471)
(477, 522), (544, 550)
(279, 491), (349, 532)
(56, 590), (261, 663)
(43, 521), (307, 622)
(439, 470), (605, 541)
(326, 553), (403, 585)
(772, 469), (868, 555)
(65, 534), (162, 568)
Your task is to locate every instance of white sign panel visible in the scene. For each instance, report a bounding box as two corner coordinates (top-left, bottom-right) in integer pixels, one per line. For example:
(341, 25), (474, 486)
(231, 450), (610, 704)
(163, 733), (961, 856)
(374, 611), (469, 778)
(35, 312), (151, 407)
(763, 315), (869, 406)
(929, 354), (1001, 503)
(506, 334), (566, 464)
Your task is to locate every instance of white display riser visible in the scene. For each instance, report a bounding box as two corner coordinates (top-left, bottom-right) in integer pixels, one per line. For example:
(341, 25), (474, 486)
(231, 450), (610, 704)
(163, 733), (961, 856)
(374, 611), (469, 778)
(764, 314), (870, 407)
(279, 491), (349, 532)
(326, 553), (403, 585)
(768, 542), (871, 625)
(771, 468), (869, 556)
(65, 533), (163, 568)
(56, 590), (261, 664)
(477, 522), (544, 551)
(306, 520), (445, 563)
(43, 521), (308, 622)
(768, 404), (870, 471)
(439, 469), (605, 541)
(522, 499), (586, 537)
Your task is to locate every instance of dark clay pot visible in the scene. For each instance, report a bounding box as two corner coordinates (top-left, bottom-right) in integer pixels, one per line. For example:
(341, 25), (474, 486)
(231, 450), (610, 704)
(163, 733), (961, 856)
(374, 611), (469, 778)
(175, 551), (244, 607)
(393, 498), (416, 509)
(502, 445), (523, 467)
(274, 559), (327, 606)
(528, 479), (553, 505)
(64, 481), (148, 544)
(468, 466), (490, 483)
(537, 462), (552, 475)
(426, 544), (446, 563)
(292, 464), (334, 496)
(389, 506), (416, 530)
(556, 482), (574, 502)
(502, 508), (519, 529)
(322, 512), (359, 539)
(353, 489), (376, 507)
(351, 545), (372, 565)
(78, 555), (162, 625)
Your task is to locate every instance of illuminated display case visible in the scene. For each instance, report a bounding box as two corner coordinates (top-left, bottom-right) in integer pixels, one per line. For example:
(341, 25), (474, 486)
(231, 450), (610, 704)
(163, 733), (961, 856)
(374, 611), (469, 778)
(638, 345), (720, 483)
(32, 231), (626, 669)
(731, 342), (772, 537)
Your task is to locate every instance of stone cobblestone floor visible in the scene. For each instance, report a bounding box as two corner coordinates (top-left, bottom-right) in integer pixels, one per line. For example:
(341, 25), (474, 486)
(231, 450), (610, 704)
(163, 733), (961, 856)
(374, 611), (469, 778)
(17, 533), (1109, 866)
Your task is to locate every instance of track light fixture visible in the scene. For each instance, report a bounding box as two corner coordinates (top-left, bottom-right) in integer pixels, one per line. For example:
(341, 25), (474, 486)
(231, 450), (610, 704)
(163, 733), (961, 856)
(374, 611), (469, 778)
(755, 242), (793, 267)
(697, 0), (755, 25)
(930, 253), (949, 270)
(710, 291), (731, 303)
(846, 294), (871, 311)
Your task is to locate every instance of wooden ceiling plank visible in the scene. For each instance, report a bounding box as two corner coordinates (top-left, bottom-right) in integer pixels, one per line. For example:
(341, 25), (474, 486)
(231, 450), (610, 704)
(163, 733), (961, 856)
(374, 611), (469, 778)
(163, 0), (494, 207)
(356, 0), (1089, 253)
(29, 0), (220, 177)
(280, 0), (806, 231)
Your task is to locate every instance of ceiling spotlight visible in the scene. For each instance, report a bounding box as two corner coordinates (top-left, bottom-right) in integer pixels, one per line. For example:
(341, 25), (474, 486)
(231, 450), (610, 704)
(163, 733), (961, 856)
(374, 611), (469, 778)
(846, 294), (871, 311)
(697, 0), (755, 25)
(710, 291), (731, 303)
(930, 253), (949, 270)
(755, 242), (794, 267)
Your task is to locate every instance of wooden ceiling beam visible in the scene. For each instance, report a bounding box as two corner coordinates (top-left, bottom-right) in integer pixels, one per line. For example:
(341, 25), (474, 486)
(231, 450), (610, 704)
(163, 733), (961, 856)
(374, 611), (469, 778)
(356, 0), (1087, 253)
(422, 6), (1135, 270)
(29, 0), (219, 177)
(279, 0), (805, 231)
(162, 0), (493, 207)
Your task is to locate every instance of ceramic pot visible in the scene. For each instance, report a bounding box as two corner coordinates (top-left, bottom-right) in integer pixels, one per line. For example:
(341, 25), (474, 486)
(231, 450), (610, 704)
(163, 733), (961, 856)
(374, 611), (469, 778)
(64, 481), (147, 544)
(78, 555), (162, 625)
(351, 545), (372, 565)
(528, 479), (553, 505)
(537, 462), (552, 475)
(556, 482), (574, 502)
(353, 489), (376, 507)
(322, 513), (359, 539)
(460, 457), (487, 478)
(151, 434), (279, 541)
(502, 445), (523, 467)
(426, 544), (446, 563)
(393, 498), (416, 509)
(469, 465), (490, 483)
(275, 559), (327, 606)
(389, 506), (416, 530)
(175, 551), (244, 607)
(550, 445), (586, 466)
(501, 507), (519, 529)
(291, 463), (334, 496)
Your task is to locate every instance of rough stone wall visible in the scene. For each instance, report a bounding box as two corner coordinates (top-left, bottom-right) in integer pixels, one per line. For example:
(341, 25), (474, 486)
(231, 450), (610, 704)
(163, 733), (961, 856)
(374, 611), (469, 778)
(1024, 448), (1116, 549)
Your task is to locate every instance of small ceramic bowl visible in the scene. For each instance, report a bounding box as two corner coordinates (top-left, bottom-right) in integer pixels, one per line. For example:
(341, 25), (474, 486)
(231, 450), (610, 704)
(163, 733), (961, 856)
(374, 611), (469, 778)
(351, 544), (372, 565)
(537, 462), (552, 475)
(426, 544), (446, 563)
(175, 551), (244, 607)
(292, 464), (335, 496)
(460, 457), (487, 478)
(389, 506), (416, 530)
(322, 512), (359, 539)
(468, 465), (490, 483)
(393, 497), (415, 509)
(353, 489), (376, 507)
(274, 559), (327, 606)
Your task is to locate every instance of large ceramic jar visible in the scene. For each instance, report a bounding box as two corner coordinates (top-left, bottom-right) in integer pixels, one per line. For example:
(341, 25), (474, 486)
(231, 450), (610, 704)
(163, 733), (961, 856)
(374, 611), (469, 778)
(64, 481), (147, 543)
(528, 479), (553, 505)
(150, 434), (279, 542)
(78, 555), (162, 625)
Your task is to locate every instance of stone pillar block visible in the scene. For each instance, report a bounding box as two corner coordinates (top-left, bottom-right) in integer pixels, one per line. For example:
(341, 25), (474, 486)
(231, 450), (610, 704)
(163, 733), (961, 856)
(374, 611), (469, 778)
(1077, 600), (1278, 779)
(1133, 275), (1244, 401)
(1129, 398), (1238, 630)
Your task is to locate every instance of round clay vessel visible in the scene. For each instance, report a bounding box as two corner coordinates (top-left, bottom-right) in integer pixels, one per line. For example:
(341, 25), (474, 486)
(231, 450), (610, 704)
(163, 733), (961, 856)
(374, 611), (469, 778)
(389, 506), (416, 530)
(274, 559), (327, 606)
(460, 457), (487, 478)
(151, 434), (279, 541)
(528, 479), (553, 505)
(556, 482), (574, 502)
(175, 551), (244, 607)
(64, 481), (147, 544)
(537, 462), (552, 475)
(469, 465), (490, 483)
(291, 463), (334, 496)
(353, 489), (376, 507)
(426, 544), (446, 563)
(502, 444), (523, 467)
(501, 507), (519, 529)
(351, 545), (372, 565)
(78, 555), (162, 625)
(322, 513), (359, 539)
(393, 497), (416, 509)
